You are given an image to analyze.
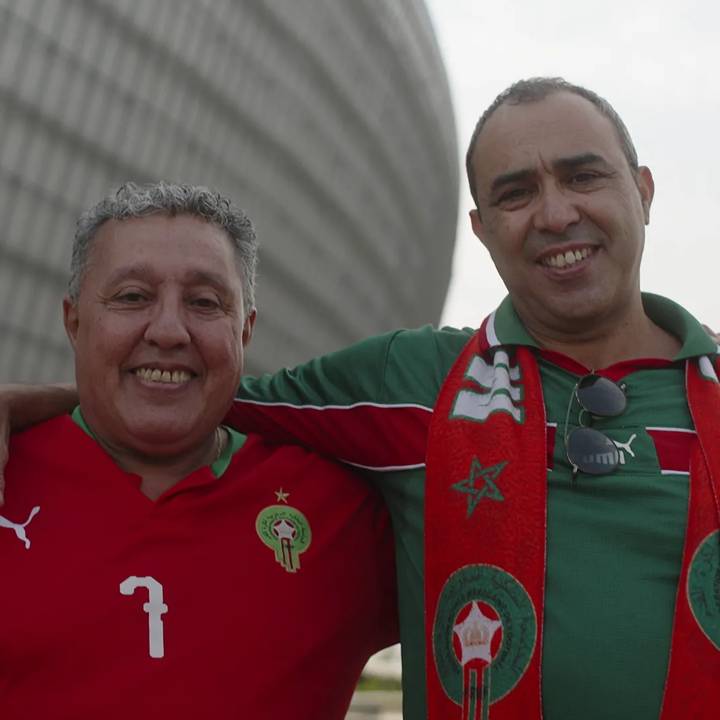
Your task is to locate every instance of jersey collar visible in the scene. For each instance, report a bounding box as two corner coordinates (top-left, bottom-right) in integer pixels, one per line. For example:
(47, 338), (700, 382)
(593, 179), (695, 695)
(484, 292), (718, 360)
(70, 406), (245, 478)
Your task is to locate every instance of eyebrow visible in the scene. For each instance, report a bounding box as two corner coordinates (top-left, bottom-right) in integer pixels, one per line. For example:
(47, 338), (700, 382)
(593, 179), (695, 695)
(555, 152), (610, 172)
(104, 264), (156, 288)
(185, 270), (234, 292)
(489, 153), (611, 194)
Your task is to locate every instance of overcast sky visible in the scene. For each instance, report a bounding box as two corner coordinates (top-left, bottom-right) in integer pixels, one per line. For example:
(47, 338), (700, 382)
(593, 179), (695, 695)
(425, 0), (720, 329)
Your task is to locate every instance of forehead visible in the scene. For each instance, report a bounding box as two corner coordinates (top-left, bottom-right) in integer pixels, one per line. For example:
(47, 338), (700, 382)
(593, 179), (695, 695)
(87, 214), (240, 286)
(472, 92), (628, 189)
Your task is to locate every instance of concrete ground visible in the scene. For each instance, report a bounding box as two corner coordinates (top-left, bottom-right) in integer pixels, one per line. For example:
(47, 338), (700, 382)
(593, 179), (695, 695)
(346, 691), (402, 719)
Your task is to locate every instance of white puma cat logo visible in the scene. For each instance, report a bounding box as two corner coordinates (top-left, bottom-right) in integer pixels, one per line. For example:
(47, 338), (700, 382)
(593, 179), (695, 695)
(0, 506), (41, 549)
(613, 433), (638, 464)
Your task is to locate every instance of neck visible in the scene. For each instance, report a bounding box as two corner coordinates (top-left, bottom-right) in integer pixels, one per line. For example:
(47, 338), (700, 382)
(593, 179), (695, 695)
(520, 303), (681, 369)
(95, 427), (226, 500)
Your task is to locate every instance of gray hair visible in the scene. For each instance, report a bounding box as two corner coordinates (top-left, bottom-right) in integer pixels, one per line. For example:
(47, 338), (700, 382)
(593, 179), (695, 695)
(69, 182), (259, 314)
(465, 77), (640, 207)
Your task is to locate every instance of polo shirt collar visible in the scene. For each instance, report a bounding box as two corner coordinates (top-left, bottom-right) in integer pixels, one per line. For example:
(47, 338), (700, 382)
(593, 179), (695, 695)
(483, 292), (718, 360)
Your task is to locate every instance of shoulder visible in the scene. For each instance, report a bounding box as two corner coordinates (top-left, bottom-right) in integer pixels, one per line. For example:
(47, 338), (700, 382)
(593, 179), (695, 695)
(377, 324), (474, 404)
(385, 324), (474, 358)
(10, 415), (78, 452)
(227, 434), (386, 503)
(312, 324), (473, 364)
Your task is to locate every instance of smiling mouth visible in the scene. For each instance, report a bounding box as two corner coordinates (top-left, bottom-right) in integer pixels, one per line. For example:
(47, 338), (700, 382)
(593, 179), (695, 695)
(540, 247), (595, 269)
(133, 368), (194, 384)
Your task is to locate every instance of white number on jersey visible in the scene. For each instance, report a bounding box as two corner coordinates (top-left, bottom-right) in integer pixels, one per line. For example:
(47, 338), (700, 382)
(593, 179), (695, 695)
(119, 575), (168, 659)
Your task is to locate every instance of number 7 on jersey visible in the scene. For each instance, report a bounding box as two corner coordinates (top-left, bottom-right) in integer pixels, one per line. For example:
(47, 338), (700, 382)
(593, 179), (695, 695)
(120, 575), (168, 659)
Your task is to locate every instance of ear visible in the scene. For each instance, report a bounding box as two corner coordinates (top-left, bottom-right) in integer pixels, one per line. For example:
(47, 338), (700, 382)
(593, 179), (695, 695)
(469, 208), (489, 247)
(636, 166), (655, 224)
(242, 308), (257, 347)
(63, 297), (79, 351)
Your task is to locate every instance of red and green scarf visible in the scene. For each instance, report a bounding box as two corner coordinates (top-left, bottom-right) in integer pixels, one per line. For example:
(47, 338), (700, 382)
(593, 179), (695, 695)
(425, 321), (720, 720)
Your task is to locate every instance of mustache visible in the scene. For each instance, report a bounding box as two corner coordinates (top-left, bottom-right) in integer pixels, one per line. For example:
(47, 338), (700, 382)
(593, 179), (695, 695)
(530, 222), (601, 247)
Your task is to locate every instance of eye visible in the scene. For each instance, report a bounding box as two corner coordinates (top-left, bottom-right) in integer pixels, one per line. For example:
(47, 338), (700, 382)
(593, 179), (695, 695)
(115, 291), (148, 303)
(568, 171), (601, 186)
(189, 295), (221, 310)
(496, 187), (532, 207)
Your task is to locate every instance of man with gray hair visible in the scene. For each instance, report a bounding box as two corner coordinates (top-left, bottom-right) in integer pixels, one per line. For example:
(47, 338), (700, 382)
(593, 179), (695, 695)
(0, 182), (396, 719)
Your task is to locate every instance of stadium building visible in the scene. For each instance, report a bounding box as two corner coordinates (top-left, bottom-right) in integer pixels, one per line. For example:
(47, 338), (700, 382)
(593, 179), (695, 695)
(0, 0), (458, 379)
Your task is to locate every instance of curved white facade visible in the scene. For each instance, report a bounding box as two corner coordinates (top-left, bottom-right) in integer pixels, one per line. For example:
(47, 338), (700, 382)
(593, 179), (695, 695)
(0, 0), (458, 379)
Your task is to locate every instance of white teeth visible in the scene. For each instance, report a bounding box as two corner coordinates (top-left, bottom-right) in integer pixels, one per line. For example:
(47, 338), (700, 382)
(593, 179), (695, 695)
(542, 247), (592, 268)
(135, 368), (191, 384)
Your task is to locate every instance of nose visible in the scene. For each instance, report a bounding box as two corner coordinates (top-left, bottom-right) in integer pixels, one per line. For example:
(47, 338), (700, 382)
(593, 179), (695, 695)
(143, 297), (191, 348)
(532, 184), (581, 234)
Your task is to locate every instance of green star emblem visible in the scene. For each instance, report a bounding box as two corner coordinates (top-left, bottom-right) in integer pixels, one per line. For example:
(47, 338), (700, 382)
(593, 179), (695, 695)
(452, 457), (507, 518)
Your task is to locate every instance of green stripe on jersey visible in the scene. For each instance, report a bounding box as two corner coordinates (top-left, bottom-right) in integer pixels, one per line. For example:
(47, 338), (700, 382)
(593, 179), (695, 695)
(234, 292), (715, 720)
(239, 324), (474, 410)
(539, 358), (691, 719)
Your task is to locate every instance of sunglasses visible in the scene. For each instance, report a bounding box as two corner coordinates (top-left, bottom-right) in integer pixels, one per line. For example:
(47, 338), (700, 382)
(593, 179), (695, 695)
(564, 374), (627, 477)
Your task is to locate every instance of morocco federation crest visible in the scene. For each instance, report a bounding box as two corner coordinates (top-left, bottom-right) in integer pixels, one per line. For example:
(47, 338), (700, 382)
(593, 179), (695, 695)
(256, 493), (312, 573)
(433, 564), (537, 720)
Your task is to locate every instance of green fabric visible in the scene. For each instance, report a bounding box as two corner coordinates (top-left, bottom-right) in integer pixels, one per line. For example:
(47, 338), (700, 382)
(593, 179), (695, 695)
(394, 351), (690, 717)
(492, 292), (717, 359)
(237, 293), (715, 720)
(213, 427), (246, 476)
(539, 359), (691, 719)
(70, 406), (245, 478)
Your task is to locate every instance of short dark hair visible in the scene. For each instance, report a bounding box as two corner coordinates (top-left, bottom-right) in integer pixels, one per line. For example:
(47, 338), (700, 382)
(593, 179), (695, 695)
(465, 77), (640, 207)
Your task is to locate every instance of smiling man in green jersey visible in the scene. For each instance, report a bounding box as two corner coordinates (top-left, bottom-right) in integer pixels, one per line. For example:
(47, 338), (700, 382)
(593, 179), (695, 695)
(227, 78), (720, 720)
(2, 78), (720, 720)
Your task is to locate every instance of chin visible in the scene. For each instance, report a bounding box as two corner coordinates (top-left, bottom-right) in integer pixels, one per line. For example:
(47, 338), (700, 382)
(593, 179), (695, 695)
(539, 300), (609, 334)
(551, 285), (613, 316)
(125, 418), (198, 445)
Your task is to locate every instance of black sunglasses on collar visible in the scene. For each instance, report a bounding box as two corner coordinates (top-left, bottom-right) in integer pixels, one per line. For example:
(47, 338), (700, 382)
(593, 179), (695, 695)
(564, 374), (627, 478)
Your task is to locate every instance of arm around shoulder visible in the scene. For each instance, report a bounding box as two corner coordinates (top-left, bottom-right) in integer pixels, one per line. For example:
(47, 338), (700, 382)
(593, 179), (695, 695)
(0, 383), (78, 505)
(0, 383), (78, 431)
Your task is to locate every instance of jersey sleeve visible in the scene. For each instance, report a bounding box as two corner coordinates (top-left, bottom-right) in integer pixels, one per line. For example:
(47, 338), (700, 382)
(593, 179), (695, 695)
(226, 325), (469, 469)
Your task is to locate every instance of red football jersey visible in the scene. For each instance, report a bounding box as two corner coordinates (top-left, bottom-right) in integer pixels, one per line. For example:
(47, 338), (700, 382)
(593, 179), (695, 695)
(0, 416), (397, 719)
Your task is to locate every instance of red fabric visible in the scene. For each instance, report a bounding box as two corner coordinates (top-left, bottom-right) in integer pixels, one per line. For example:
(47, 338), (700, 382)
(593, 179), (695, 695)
(426, 338), (547, 719)
(426, 332), (720, 720)
(226, 401), (431, 468)
(538, 348), (675, 380)
(646, 429), (695, 474)
(0, 417), (397, 720)
(659, 363), (720, 719)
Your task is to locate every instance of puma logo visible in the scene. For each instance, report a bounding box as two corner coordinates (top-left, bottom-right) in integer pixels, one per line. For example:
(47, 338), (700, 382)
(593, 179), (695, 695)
(0, 506), (41, 549)
(613, 433), (638, 464)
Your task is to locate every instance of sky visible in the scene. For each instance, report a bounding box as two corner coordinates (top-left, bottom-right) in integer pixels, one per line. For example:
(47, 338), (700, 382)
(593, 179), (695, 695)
(425, 0), (720, 329)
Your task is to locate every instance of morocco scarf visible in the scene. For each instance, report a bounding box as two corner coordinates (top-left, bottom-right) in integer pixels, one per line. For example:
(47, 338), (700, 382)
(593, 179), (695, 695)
(425, 318), (720, 720)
